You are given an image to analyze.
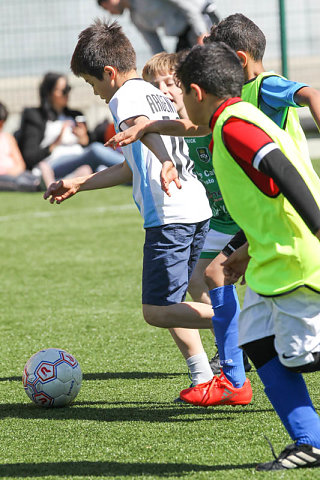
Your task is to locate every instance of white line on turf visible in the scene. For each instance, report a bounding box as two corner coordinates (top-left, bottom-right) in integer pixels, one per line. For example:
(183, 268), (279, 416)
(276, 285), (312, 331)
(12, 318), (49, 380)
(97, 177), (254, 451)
(0, 204), (135, 222)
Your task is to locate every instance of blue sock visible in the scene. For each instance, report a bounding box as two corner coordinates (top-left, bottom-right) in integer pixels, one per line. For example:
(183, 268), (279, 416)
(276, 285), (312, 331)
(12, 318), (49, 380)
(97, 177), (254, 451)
(258, 356), (320, 447)
(209, 285), (246, 388)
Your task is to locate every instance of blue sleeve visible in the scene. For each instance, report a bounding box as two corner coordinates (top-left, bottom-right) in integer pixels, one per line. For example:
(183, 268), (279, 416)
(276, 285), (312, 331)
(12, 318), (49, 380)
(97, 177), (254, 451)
(260, 75), (309, 110)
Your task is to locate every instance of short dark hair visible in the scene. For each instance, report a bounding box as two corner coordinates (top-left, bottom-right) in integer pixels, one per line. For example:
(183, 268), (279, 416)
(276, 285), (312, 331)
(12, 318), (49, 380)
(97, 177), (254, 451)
(0, 102), (8, 122)
(175, 43), (244, 98)
(205, 13), (266, 61)
(71, 19), (136, 79)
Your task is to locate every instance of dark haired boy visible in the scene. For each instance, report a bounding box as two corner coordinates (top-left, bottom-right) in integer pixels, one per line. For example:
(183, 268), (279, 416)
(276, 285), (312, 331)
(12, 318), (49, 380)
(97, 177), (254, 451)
(174, 41), (320, 471)
(206, 13), (320, 162)
(44, 20), (219, 391)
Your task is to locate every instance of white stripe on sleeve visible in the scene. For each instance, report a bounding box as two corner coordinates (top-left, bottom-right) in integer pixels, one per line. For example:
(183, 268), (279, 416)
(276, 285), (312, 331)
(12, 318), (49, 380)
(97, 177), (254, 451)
(252, 142), (279, 170)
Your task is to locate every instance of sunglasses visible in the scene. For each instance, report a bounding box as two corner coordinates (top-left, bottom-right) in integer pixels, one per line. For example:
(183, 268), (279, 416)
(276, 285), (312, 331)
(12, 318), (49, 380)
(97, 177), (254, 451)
(61, 85), (72, 96)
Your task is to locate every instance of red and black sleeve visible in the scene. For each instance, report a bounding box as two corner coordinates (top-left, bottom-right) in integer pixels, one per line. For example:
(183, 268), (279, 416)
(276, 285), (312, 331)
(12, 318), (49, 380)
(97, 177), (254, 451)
(222, 117), (320, 234)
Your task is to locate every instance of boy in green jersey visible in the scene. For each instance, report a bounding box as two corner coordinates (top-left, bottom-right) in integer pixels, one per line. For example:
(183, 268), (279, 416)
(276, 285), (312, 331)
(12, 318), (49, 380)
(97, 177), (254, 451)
(140, 52), (252, 404)
(173, 41), (320, 472)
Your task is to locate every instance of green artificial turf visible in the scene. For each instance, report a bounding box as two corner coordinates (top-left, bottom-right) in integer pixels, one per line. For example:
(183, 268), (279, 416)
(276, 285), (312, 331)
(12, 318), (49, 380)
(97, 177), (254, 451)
(0, 179), (319, 480)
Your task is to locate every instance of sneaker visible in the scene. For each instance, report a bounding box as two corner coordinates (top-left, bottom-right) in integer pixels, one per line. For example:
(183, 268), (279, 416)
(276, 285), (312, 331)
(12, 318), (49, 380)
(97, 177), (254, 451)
(209, 350), (252, 374)
(179, 371), (252, 406)
(256, 443), (320, 471)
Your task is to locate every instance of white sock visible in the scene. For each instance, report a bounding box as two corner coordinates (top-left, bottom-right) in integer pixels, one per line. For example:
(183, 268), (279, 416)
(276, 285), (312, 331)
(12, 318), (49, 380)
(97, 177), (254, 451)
(186, 352), (214, 385)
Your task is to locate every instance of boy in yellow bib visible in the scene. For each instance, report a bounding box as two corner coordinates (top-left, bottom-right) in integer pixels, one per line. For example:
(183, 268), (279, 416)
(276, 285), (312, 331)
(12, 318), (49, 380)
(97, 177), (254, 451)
(172, 42), (320, 472)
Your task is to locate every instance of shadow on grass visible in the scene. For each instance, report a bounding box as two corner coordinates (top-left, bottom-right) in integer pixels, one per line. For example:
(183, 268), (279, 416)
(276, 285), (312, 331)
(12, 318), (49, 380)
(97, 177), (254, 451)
(0, 460), (257, 477)
(0, 401), (273, 423)
(0, 371), (185, 382)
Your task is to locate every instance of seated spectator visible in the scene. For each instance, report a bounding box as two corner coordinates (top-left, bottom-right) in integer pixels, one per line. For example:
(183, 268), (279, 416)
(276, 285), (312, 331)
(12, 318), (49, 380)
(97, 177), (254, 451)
(0, 101), (40, 192)
(17, 72), (123, 187)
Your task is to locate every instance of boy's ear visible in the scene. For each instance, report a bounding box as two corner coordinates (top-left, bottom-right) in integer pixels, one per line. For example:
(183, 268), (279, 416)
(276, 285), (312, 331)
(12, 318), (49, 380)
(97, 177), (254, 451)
(236, 51), (248, 68)
(104, 66), (117, 80)
(190, 83), (205, 102)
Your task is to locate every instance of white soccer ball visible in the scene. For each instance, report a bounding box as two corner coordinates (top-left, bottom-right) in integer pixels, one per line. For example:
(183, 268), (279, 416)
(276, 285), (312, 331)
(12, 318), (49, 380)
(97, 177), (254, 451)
(22, 348), (82, 407)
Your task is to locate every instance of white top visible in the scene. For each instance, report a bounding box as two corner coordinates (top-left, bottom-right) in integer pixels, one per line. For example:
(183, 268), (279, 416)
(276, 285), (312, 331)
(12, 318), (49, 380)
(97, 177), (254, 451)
(40, 114), (83, 164)
(109, 78), (211, 228)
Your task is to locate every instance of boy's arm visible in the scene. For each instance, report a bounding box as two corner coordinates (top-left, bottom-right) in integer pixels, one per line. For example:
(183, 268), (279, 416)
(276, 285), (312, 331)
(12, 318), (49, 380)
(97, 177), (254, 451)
(106, 117), (210, 149)
(122, 116), (183, 195)
(294, 86), (320, 131)
(43, 160), (132, 204)
(223, 118), (320, 238)
(259, 149), (320, 236)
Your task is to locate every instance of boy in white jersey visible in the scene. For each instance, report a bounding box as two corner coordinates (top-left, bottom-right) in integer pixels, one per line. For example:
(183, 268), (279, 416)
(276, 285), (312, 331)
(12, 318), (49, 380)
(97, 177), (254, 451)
(44, 19), (218, 391)
(140, 52), (252, 405)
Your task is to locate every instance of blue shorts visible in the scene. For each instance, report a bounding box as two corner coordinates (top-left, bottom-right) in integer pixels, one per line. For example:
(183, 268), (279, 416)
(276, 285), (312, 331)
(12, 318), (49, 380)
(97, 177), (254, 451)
(142, 219), (210, 306)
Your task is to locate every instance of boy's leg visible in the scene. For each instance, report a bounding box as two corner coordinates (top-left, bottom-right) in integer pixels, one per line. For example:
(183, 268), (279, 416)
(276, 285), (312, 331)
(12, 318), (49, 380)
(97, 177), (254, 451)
(188, 239), (251, 376)
(169, 328), (213, 385)
(240, 287), (320, 471)
(205, 250), (247, 388)
(188, 258), (212, 304)
(142, 221), (213, 386)
(143, 302), (212, 329)
(178, 236), (252, 407)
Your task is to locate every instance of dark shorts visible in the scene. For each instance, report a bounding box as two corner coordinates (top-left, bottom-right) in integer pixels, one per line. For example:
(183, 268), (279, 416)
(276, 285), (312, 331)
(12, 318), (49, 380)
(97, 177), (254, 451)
(142, 219), (210, 306)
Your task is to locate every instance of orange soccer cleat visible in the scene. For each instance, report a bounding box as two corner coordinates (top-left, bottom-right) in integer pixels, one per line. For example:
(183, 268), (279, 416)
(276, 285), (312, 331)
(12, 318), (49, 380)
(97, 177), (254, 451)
(179, 371), (253, 406)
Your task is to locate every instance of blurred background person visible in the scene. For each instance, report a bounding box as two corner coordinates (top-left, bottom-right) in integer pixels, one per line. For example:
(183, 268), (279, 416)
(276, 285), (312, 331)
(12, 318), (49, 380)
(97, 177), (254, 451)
(0, 101), (40, 192)
(17, 72), (124, 187)
(97, 0), (219, 53)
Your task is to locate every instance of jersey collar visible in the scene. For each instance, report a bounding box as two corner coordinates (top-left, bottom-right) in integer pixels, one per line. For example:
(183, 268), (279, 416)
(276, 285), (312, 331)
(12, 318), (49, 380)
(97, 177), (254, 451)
(209, 97), (242, 130)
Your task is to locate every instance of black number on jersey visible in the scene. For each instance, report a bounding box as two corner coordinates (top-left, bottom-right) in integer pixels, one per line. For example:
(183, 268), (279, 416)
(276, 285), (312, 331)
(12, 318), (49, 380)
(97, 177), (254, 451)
(162, 116), (195, 181)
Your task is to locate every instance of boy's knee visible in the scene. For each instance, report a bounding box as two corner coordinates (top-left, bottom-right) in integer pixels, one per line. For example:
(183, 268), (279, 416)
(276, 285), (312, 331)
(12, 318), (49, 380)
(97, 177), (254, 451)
(204, 257), (226, 289)
(142, 304), (165, 327)
(242, 335), (277, 369)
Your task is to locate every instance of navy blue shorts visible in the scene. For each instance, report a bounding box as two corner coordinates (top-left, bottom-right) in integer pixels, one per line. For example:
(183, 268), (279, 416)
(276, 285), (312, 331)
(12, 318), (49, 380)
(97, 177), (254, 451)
(142, 219), (210, 306)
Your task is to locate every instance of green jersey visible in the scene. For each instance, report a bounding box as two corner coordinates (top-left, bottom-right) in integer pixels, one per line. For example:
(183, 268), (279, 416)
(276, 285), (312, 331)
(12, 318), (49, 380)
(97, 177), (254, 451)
(185, 135), (239, 235)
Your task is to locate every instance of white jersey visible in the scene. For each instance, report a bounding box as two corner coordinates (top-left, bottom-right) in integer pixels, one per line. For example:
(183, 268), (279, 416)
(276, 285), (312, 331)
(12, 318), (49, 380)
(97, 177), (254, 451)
(109, 78), (211, 228)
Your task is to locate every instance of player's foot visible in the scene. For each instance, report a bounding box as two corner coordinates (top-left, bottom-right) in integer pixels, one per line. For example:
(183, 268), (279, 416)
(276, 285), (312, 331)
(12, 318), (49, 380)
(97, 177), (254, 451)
(209, 350), (252, 374)
(179, 371), (252, 406)
(256, 443), (320, 471)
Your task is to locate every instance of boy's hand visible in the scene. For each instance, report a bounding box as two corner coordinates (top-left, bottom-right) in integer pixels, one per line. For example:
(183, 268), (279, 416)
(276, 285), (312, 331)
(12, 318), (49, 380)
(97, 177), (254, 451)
(43, 179), (80, 204)
(221, 242), (250, 285)
(105, 120), (149, 148)
(160, 161), (181, 196)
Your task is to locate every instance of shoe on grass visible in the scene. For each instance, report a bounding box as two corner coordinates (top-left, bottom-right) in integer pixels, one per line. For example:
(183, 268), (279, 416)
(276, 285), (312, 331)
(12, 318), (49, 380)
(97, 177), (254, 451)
(256, 442), (320, 471)
(179, 371), (252, 406)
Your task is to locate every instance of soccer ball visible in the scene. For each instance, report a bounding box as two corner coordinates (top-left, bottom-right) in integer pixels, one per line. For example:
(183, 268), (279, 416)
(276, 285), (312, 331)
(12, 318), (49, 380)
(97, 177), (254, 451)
(22, 348), (82, 407)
